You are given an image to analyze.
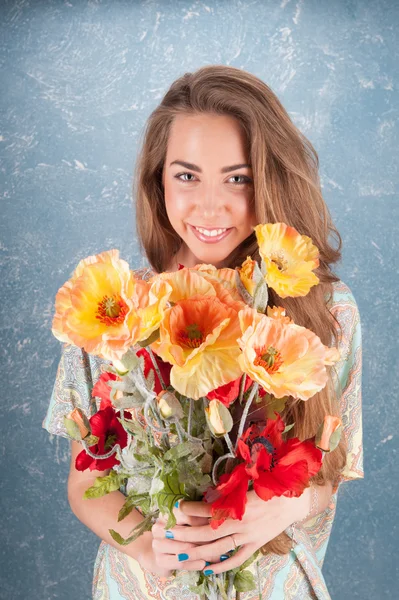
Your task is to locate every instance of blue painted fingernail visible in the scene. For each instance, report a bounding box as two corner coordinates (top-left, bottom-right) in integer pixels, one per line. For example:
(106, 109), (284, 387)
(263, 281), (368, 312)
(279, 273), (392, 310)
(204, 569), (214, 576)
(205, 561), (211, 566)
(165, 530), (174, 539)
(174, 501), (179, 508)
(178, 553), (189, 561)
(220, 554), (229, 561)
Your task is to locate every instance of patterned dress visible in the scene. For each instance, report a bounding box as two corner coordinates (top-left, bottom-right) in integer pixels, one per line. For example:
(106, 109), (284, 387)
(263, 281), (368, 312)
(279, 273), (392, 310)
(42, 270), (364, 600)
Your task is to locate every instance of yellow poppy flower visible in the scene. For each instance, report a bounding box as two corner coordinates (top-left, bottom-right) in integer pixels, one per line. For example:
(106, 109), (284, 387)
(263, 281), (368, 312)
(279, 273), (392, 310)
(254, 222), (320, 298)
(52, 249), (171, 362)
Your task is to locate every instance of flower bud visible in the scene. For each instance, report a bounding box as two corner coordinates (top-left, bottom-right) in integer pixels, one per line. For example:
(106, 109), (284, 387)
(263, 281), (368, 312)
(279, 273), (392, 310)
(266, 305), (293, 324)
(205, 399), (233, 437)
(323, 346), (341, 366)
(156, 390), (184, 420)
(315, 415), (342, 452)
(236, 257), (268, 313)
(238, 257), (257, 295)
(65, 407), (90, 439)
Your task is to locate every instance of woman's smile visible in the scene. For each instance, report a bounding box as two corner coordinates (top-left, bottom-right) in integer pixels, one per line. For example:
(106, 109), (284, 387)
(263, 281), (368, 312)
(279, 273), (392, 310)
(188, 223), (234, 243)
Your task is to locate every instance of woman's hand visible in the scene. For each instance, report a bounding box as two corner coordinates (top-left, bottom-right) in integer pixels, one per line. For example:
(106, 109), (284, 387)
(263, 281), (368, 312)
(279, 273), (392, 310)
(152, 489), (310, 575)
(136, 531), (174, 578)
(148, 502), (213, 575)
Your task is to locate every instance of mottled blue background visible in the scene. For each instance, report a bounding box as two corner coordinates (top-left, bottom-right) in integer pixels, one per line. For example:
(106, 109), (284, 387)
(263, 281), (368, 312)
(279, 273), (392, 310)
(1, 0), (397, 598)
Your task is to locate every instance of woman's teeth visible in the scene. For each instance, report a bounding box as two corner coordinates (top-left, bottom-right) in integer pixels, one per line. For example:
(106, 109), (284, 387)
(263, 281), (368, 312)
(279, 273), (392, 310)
(194, 226), (228, 237)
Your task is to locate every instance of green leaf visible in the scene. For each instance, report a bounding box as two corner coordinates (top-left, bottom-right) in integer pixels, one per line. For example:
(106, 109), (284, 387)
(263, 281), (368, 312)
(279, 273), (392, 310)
(117, 417), (147, 442)
(118, 493), (151, 522)
(83, 471), (126, 499)
(264, 394), (289, 419)
(238, 549), (260, 571)
(235, 269), (254, 306)
(252, 262), (269, 313)
(156, 470), (185, 529)
(328, 424), (343, 451)
(176, 570), (200, 587)
(83, 434), (99, 446)
(109, 511), (156, 546)
(63, 416), (83, 441)
(137, 328), (160, 347)
(315, 420), (343, 452)
(215, 576), (229, 600)
(163, 441), (204, 462)
(111, 349), (140, 375)
(283, 423), (295, 434)
(233, 569), (256, 592)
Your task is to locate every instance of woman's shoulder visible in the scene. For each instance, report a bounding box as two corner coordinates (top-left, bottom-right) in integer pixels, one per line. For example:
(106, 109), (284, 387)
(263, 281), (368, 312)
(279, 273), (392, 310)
(132, 265), (155, 282)
(327, 279), (360, 314)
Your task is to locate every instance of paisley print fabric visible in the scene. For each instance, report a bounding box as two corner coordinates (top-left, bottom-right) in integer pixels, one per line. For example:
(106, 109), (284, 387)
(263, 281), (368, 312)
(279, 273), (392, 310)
(42, 269), (364, 599)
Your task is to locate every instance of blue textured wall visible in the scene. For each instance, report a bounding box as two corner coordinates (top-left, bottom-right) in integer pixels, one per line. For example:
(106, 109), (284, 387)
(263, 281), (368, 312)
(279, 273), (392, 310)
(1, 1), (397, 598)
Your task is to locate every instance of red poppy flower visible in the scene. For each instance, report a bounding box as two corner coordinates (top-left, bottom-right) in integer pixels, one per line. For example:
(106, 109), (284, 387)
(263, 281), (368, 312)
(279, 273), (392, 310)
(75, 405), (132, 472)
(206, 376), (252, 406)
(204, 413), (323, 528)
(136, 347), (171, 395)
(92, 371), (119, 409)
(92, 349), (171, 410)
(203, 463), (250, 529)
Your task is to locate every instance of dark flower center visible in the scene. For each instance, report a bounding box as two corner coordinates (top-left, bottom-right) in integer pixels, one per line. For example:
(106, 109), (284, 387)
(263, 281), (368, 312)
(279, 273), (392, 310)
(249, 435), (277, 470)
(178, 323), (204, 348)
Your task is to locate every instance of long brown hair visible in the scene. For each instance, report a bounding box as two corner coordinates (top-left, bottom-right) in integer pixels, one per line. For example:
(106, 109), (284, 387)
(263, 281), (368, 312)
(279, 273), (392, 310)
(133, 65), (347, 555)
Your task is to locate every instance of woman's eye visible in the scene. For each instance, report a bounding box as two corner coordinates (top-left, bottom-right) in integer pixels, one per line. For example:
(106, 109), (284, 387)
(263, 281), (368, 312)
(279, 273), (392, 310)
(229, 175), (252, 185)
(174, 173), (252, 185)
(175, 173), (197, 182)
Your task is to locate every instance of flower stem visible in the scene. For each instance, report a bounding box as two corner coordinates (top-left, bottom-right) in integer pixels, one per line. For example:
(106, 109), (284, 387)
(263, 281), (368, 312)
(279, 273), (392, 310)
(235, 382), (259, 451)
(212, 452), (235, 486)
(224, 433), (235, 456)
(238, 373), (247, 404)
(147, 346), (167, 389)
(187, 397), (194, 436)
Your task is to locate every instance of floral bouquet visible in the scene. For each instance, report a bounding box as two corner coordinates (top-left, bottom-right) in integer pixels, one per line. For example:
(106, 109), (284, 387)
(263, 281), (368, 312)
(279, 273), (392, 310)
(52, 222), (343, 599)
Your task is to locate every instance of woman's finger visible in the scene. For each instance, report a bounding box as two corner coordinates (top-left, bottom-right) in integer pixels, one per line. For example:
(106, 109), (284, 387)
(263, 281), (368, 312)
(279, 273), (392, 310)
(152, 537), (198, 556)
(201, 543), (259, 576)
(155, 520), (235, 544)
(160, 555), (209, 572)
(178, 499), (212, 519)
(168, 534), (243, 564)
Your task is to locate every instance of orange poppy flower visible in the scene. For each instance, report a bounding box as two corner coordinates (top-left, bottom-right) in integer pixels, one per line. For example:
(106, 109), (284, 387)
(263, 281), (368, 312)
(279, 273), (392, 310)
(237, 306), (339, 400)
(150, 268), (245, 399)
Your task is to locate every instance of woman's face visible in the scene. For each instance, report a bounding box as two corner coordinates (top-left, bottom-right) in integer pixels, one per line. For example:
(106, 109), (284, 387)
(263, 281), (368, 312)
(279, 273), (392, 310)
(162, 113), (257, 269)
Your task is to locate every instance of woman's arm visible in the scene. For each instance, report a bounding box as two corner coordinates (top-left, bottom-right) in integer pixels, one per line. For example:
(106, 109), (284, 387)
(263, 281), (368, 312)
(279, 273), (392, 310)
(285, 479), (334, 524)
(67, 440), (151, 562)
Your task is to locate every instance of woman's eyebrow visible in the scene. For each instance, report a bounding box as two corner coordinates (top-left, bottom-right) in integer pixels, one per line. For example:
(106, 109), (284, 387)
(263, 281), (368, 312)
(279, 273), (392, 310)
(169, 160), (251, 173)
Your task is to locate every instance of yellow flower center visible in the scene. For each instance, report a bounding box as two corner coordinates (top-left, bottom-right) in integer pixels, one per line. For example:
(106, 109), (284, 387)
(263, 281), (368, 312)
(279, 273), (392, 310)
(270, 251), (288, 272)
(254, 345), (284, 374)
(178, 323), (204, 348)
(96, 295), (129, 326)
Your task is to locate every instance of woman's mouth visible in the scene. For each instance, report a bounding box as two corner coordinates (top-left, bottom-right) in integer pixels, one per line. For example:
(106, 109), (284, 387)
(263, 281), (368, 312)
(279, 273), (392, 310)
(188, 224), (234, 244)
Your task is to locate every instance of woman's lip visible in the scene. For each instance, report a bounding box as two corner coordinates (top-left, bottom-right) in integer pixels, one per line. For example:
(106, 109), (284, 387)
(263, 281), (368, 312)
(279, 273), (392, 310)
(188, 224), (234, 244)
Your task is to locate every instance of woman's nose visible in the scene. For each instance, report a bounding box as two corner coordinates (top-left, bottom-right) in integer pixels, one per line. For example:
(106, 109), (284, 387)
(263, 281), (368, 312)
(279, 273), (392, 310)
(198, 188), (225, 218)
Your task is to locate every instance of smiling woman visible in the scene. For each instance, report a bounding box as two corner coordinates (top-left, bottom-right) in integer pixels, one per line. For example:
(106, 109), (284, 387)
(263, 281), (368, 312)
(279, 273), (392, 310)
(161, 113), (257, 269)
(43, 64), (364, 600)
